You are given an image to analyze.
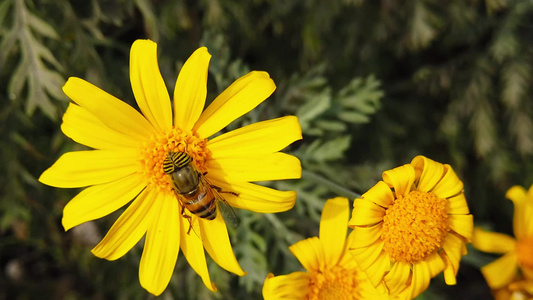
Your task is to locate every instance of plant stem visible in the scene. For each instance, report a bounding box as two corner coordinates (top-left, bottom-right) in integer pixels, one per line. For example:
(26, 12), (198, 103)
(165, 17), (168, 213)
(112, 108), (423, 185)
(302, 169), (361, 199)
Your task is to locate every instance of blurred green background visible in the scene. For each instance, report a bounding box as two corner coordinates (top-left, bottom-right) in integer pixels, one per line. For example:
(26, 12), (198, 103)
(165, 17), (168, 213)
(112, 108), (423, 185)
(2, 0), (533, 299)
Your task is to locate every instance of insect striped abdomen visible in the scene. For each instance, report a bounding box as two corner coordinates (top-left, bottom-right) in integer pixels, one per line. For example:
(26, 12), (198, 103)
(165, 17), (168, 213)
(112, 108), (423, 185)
(163, 151), (236, 225)
(181, 186), (217, 220)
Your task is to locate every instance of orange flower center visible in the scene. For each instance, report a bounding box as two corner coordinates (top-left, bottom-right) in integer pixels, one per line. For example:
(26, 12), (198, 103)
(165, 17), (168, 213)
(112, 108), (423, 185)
(139, 127), (209, 195)
(516, 236), (533, 270)
(308, 266), (360, 300)
(381, 190), (449, 263)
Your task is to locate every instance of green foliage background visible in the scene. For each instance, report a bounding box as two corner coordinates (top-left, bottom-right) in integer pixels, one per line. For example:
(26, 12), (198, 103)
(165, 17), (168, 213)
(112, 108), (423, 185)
(1, 0), (533, 299)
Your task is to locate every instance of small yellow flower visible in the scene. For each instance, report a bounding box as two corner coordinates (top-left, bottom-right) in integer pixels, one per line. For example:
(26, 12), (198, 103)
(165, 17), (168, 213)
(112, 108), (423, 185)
(492, 278), (533, 300)
(39, 39), (302, 295)
(472, 184), (533, 294)
(348, 155), (473, 299)
(262, 197), (387, 300)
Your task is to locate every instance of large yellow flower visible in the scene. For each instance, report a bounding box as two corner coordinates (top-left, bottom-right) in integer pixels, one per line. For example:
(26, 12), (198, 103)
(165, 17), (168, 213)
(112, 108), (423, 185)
(348, 155), (473, 299)
(39, 39), (302, 296)
(472, 184), (533, 296)
(262, 197), (387, 300)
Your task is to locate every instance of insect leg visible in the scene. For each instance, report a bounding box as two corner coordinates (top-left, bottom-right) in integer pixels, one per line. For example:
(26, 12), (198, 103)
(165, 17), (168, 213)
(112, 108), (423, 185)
(179, 202), (195, 234)
(209, 184), (239, 196)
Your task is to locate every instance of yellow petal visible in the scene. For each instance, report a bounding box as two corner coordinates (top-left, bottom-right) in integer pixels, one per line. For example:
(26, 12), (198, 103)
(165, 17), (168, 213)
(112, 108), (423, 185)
(319, 197), (349, 266)
(425, 252), (446, 278)
(289, 237), (324, 272)
(443, 233), (463, 267)
(411, 155), (445, 192)
(337, 254), (358, 271)
(481, 252), (519, 289)
(194, 71), (276, 139)
(361, 181), (394, 208)
(350, 239), (384, 271)
(262, 272), (310, 300)
(359, 251), (390, 288)
(349, 223), (382, 248)
(447, 193), (470, 215)
(472, 227), (516, 254)
(62, 173), (146, 231)
(358, 279), (389, 300)
(39, 149), (140, 188)
(206, 177), (296, 213)
(506, 185), (532, 239)
(338, 233), (359, 269)
(461, 241), (468, 255)
(207, 116), (302, 158)
(440, 233), (465, 284)
(207, 152), (301, 182)
(506, 185), (527, 206)
(91, 188), (157, 260)
(440, 253), (457, 285)
(173, 47), (211, 131)
(350, 239), (389, 287)
(348, 199), (385, 226)
(139, 193), (180, 296)
(403, 254), (444, 298)
(199, 210), (245, 276)
(432, 164), (464, 199)
(528, 184), (533, 201)
(409, 261), (431, 299)
(384, 261), (411, 295)
(522, 210), (533, 245)
(449, 214), (473, 242)
(396, 288), (414, 300)
(130, 40), (172, 131)
(382, 164), (415, 197)
(61, 103), (141, 150)
(62, 77), (156, 139)
(180, 214), (216, 291)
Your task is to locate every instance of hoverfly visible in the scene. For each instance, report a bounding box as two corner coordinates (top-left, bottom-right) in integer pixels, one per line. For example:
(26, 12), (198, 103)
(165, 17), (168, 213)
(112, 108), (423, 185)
(162, 151), (238, 232)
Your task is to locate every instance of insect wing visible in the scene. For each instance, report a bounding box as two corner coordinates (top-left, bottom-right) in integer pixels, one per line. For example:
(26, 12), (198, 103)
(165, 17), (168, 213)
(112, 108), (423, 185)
(217, 198), (240, 228)
(200, 175), (240, 228)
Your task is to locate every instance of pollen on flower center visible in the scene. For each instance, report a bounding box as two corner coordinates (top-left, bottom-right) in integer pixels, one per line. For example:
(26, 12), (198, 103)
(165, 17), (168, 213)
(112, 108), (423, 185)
(308, 266), (360, 300)
(139, 127), (209, 194)
(516, 236), (533, 269)
(380, 190), (449, 263)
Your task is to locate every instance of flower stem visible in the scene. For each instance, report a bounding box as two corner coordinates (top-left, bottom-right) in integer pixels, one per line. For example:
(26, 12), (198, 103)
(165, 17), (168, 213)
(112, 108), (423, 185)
(302, 169), (361, 199)
(263, 213), (303, 245)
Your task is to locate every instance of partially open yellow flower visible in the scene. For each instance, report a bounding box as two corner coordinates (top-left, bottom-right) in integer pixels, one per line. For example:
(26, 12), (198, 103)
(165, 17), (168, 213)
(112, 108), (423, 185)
(492, 278), (533, 300)
(263, 197), (387, 300)
(472, 184), (533, 295)
(39, 39), (302, 296)
(348, 155), (473, 299)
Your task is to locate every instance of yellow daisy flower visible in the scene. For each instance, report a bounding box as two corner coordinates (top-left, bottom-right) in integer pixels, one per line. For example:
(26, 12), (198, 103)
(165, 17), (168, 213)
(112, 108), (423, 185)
(348, 155), (473, 299)
(472, 184), (533, 293)
(263, 197), (388, 300)
(39, 39), (302, 296)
